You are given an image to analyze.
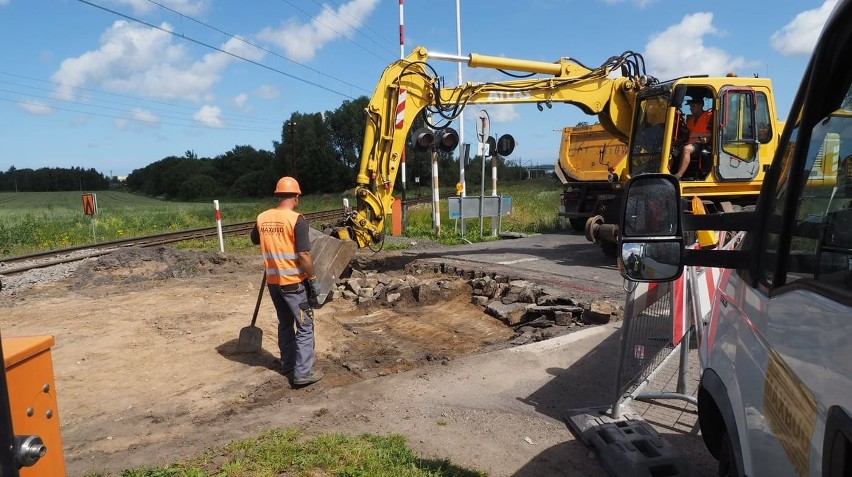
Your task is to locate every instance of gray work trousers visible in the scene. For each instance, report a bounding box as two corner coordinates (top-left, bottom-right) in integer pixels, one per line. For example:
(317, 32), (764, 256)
(267, 282), (315, 378)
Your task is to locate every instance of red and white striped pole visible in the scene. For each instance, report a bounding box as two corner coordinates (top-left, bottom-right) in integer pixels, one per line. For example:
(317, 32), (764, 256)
(399, 0), (407, 234)
(213, 200), (224, 253)
(399, 0), (405, 59)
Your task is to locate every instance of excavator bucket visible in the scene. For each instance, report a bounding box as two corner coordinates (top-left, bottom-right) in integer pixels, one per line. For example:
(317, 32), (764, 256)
(308, 228), (358, 306)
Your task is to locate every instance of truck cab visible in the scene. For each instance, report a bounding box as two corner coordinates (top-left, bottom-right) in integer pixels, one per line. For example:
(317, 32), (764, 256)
(617, 1), (852, 474)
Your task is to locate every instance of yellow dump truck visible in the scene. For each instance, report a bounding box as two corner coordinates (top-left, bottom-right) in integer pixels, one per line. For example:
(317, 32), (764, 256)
(554, 124), (627, 231)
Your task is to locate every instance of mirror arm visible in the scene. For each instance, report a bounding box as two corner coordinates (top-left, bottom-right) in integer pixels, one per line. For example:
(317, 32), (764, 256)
(683, 249), (749, 269)
(682, 211), (756, 232)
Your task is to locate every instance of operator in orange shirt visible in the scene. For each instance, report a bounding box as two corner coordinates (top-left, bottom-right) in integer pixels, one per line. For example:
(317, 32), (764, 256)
(673, 96), (712, 179)
(251, 177), (323, 387)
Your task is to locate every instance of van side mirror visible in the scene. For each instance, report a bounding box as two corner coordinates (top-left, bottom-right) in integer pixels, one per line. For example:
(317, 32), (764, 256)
(618, 174), (685, 282)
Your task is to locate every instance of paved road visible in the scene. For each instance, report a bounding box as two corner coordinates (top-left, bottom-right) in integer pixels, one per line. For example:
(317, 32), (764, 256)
(401, 231), (625, 304)
(393, 231), (717, 476)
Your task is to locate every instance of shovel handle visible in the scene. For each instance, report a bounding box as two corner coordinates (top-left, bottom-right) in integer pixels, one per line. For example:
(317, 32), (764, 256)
(250, 272), (267, 326)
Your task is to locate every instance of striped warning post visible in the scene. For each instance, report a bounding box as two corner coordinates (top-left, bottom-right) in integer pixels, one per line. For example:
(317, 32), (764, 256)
(395, 88), (407, 129)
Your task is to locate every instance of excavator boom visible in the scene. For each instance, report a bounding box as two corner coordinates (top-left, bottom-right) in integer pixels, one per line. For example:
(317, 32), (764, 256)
(334, 46), (647, 248)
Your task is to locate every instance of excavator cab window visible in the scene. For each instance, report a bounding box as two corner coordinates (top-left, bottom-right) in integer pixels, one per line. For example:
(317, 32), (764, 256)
(756, 92), (774, 144)
(717, 87), (760, 181)
(630, 96), (669, 176)
(719, 89), (758, 162)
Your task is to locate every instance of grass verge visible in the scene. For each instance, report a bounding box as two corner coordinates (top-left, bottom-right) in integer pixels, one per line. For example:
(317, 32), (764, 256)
(84, 428), (487, 477)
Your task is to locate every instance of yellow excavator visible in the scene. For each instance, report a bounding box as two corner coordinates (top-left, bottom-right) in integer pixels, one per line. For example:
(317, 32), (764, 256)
(332, 46), (784, 257)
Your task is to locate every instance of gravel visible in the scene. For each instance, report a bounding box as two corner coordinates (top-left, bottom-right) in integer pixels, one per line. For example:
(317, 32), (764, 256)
(0, 252), (96, 297)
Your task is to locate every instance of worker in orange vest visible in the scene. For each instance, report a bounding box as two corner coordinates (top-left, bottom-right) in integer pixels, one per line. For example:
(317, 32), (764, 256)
(251, 177), (323, 387)
(673, 96), (713, 179)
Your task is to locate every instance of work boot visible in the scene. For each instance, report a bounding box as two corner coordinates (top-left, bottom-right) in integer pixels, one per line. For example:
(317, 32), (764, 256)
(292, 370), (323, 387)
(275, 359), (295, 379)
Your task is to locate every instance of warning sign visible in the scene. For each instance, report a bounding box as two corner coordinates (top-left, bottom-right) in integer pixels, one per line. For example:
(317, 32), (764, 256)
(82, 193), (98, 216)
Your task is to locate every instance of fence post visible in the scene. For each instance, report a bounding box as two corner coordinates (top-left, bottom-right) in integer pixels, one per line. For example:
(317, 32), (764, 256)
(213, 200), (225, 253)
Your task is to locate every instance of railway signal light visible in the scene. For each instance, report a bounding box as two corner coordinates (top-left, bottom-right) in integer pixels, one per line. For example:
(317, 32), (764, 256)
(409, 127), (459, 152)
(436, 128), (459, 152)
(410, 127), (435, 152)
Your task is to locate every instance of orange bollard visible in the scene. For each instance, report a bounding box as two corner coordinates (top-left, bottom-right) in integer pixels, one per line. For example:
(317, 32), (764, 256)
(392, 197), (402, 236)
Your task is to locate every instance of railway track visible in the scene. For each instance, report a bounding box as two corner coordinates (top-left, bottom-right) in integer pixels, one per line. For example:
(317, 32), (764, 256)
(0, 197), (432, 276)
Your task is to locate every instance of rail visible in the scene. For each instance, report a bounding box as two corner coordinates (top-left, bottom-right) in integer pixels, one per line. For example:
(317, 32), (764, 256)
(0, 197), (433, 276)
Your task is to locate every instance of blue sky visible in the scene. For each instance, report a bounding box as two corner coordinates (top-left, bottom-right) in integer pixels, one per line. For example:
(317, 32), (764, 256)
(0, 0), (839, 178)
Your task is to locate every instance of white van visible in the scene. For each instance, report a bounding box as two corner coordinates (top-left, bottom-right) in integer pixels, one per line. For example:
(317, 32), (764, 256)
(617, 1), (852, 474)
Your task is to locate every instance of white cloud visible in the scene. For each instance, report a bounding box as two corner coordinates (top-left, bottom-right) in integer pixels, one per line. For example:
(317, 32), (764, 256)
(51, 20), (263, 103)
(488, 105), (519, 123)
(17, 100), (54, 115)
(109, 0), (209, 16)
(113, 108), (158, 131)
(255, 85), (280, 99)
(233, 93), (250, 111)
(193, 105), (224, 128)
(770, 0), (838, 57)
(256, 0), (380, 62)
(130, 108), (160, 125)
(643, 12), (753, 79)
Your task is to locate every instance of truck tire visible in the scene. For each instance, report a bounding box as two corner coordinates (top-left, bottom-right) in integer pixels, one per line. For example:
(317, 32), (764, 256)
(569, 217), (586, 232)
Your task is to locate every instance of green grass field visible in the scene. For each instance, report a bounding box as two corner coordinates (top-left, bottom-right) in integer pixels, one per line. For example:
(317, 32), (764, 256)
(0, 179), (564, 257)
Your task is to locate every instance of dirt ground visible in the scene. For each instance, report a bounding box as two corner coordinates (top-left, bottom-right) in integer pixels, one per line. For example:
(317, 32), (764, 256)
(2, 244), (593, 476)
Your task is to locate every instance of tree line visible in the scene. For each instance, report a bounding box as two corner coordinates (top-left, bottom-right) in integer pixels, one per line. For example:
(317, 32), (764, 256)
(3, 96), (536, 200)
(0, 166), (110, 193)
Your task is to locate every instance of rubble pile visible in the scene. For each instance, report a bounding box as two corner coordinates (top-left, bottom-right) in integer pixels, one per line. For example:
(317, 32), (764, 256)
(330, 259), (623, 345)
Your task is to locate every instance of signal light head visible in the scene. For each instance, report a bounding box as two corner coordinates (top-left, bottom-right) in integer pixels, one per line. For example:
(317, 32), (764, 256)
(410, 127), (435, 152)
(409, 127), (459, 152)
(436, 128), (459, 152)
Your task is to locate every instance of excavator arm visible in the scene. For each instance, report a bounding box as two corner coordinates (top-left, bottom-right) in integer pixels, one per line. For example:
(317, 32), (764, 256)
(333, 46), (652, 248)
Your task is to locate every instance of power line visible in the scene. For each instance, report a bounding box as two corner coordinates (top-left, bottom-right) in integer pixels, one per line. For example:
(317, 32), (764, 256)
(0, 95), (278, 132)
(278, 0), (395, 63)
(0, 73), (282, 127)
(323, 0), (397, 51)
(145, 0), (371, 95)
(306, 0), (397, 58)
(77, 0), (360, 100)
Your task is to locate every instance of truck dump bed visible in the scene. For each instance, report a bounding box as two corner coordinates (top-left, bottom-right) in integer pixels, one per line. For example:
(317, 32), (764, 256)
(556, 124), (626, 183)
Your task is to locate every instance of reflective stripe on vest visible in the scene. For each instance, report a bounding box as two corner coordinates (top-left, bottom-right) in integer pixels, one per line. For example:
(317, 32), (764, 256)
(256, 208), (307, 285)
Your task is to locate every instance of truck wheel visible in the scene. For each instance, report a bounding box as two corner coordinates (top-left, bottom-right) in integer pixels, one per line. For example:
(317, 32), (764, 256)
(717, 431), (737, 477)
(569, 218), (586, 232)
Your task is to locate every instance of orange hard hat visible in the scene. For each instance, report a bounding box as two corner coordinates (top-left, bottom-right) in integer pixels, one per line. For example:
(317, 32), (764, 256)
(274, 176), (302, 195)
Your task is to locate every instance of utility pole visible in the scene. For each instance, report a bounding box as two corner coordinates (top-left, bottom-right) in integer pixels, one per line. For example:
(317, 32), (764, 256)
(288, 121), (297, 178)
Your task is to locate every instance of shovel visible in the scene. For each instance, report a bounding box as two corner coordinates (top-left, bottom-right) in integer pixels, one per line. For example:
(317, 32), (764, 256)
(237, 273), (266, 353)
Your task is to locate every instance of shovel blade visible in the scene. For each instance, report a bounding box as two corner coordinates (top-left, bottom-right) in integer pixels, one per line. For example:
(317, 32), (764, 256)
(236, 325), (263, 353)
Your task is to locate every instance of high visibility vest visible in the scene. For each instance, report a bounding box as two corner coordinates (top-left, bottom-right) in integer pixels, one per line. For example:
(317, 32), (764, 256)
(687, 111), (712, 143)
(256, 208), (308, 285)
